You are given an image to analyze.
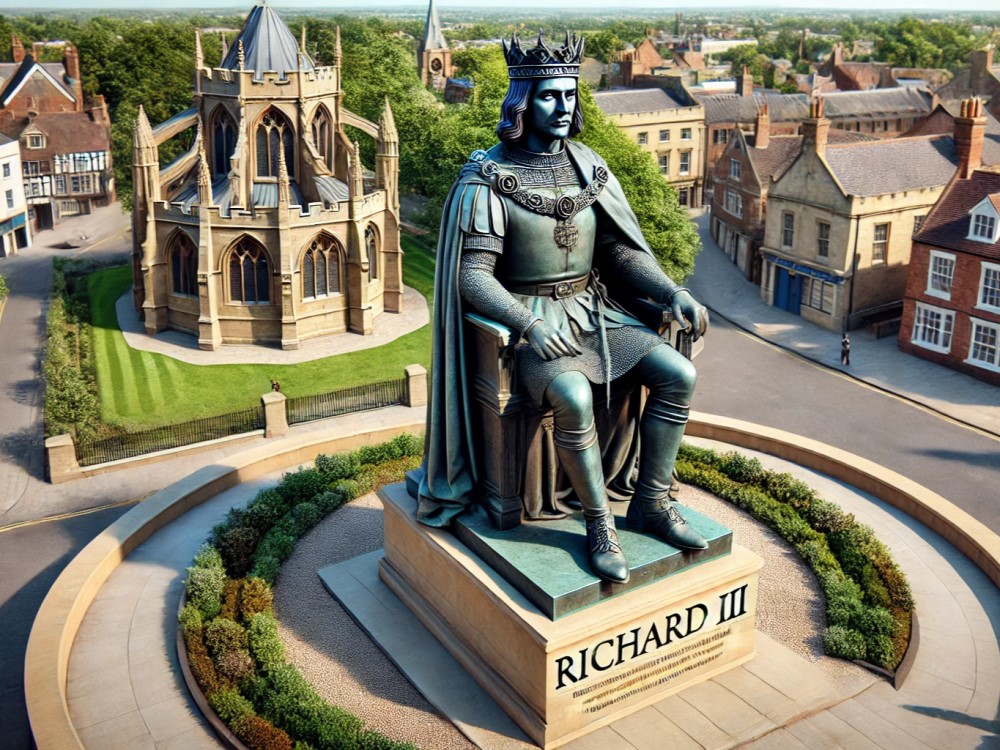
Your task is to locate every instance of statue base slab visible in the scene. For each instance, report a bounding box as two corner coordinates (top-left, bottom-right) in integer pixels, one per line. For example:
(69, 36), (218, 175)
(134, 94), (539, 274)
(377, 482), (763, 749)
(453, 501), (733, 619)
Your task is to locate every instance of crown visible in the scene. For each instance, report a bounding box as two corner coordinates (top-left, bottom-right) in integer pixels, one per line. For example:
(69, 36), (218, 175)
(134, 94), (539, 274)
(503, 31), (585, 80)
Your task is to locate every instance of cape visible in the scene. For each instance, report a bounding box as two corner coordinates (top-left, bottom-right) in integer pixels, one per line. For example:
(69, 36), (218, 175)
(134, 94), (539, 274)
(412, 139), (659, 527)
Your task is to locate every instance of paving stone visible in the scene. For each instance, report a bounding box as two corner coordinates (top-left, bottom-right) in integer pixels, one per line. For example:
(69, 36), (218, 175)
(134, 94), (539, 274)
(712, 666), (802, 723)
(562, 724), (636, 750)
(741, 727), (811, 749)
(604, 705), (701, 750)
(830, 697), (935, 749)
(895, 666), (974, 713)
(908, 627), (977, 690)
(857, 684), (990, 750)
(678, 680), (775, 740)
(69, 674), (139, 731)
(77, 709), (156, 750)
(652, 694), (731, 749)
(132, 664), (186, 711)
(139, 695), (203, 742)
(153, 723), (219, 750)
(784, 711), (882, 750)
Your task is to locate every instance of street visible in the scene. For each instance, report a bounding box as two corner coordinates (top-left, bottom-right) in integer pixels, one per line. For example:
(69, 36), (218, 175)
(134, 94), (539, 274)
(692, 316), (1000, 531)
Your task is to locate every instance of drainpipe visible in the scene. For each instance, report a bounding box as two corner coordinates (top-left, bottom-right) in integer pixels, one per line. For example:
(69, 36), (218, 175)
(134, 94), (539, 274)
(845, 214), (860, 332)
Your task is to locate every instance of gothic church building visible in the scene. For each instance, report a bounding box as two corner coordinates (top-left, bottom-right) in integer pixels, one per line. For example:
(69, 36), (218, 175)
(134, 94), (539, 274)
(132, 3), (402, 350)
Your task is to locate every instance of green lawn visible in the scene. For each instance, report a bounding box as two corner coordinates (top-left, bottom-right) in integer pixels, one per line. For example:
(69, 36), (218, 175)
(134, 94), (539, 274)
(89, 235), (436, 429)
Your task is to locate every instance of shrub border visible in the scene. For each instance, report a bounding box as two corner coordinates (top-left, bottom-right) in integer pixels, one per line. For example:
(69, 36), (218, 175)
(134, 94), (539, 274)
(178, 435), (424, 750)
(675, 443), (913, 672)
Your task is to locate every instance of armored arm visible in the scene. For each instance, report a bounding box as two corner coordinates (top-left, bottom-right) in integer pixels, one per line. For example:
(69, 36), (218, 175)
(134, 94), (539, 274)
(459, 251), (536, 334)
(603, 239), (708, 340)
(604, 241), (685, 306)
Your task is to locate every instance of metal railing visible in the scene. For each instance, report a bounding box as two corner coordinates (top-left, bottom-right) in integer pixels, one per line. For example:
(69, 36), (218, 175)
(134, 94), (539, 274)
(286, 378), (406, 426)
(75, 406), (265, 467)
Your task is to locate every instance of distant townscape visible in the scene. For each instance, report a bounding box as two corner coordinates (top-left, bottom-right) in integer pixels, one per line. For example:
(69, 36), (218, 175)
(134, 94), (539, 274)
(1, 3), (1000, 381)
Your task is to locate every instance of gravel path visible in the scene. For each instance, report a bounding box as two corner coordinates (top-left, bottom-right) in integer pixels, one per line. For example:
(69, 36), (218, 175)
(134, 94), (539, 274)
(273, 483), (869, 748)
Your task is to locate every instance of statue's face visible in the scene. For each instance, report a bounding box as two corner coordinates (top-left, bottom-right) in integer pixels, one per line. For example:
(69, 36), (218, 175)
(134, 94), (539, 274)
(528, 77), (577, 141)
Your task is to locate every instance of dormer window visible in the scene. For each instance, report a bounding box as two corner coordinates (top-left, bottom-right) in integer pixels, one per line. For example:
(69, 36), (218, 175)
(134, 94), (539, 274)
(26, 134), (44, 150)
(968, 197), (1000, 243)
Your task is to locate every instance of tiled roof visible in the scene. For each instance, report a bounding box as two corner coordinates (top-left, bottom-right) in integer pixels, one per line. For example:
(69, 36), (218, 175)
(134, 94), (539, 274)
(746, 130), (876, 183)
(915, 168), (1000, 259)
(823, 136), (957, 197)
(697, 92), (808, 125)
(0, 57), (75, 106)
(592, 87), (691, 115)
(0, 112), (110, 159)
(221, 3), (313, 80)
(820, 86), (932, 121)
(746, 136), (801, 182)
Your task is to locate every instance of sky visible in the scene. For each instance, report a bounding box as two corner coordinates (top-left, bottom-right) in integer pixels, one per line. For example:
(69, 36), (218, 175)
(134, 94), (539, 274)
(7, 0), (1000, 11)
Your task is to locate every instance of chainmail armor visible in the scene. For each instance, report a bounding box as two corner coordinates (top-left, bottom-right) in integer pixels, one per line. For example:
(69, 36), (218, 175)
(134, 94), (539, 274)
(605, 242), (682, 304)
(459, 251), (536, 334)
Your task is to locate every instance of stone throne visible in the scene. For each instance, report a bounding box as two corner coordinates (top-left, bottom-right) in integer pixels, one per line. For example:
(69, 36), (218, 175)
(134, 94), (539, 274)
(463, 297), (696, 530)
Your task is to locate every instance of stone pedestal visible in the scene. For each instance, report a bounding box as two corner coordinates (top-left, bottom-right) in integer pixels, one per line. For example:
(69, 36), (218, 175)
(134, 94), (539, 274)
(378, 483), (763, 749)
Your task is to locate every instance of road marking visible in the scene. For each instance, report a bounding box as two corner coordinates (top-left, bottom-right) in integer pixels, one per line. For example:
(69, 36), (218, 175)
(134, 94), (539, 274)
(0, 494), (148, 533)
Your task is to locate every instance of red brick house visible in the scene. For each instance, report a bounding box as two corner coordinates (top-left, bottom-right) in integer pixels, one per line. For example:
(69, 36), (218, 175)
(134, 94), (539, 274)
(0, 35), (114, 232)
(900, 99), (1000, 385)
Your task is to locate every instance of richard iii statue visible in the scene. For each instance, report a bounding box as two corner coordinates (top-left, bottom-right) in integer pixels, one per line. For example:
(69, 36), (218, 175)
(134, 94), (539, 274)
(410, 31), (710, 584)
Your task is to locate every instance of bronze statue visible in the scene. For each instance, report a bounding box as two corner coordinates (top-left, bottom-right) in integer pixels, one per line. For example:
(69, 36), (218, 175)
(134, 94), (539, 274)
(411, 31), (709, 584)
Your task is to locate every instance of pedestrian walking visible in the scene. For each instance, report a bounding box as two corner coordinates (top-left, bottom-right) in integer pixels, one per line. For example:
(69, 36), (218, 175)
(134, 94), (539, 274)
(841, 334), (851, 366)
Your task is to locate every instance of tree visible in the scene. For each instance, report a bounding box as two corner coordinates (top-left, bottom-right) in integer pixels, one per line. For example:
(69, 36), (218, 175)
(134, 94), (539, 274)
(875, 18), (982, 71)
(719, 44), (767, 83)
(577, 83), (700, 281)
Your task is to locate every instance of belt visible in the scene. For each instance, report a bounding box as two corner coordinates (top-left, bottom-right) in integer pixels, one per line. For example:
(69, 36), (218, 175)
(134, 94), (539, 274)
(506, 275), (590, 299)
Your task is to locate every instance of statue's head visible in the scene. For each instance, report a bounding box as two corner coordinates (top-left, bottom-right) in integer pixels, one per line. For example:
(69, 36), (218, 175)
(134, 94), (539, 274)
(498, 31), (585, 143)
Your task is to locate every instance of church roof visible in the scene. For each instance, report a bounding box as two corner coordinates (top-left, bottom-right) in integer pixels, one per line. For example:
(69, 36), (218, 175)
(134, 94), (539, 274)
(420, 0), (448, 53)
(221, 2), (313, 80)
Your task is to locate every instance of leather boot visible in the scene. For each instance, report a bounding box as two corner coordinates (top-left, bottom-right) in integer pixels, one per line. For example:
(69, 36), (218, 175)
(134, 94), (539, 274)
(628, 395), (708, 550)
(554, 421), (631, 583)
(626, 481), (707, 550)
(585, 509), (630, 584)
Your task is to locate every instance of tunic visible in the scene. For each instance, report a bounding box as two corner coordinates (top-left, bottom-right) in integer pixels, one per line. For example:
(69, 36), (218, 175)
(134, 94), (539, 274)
(459, 143), (663, 404)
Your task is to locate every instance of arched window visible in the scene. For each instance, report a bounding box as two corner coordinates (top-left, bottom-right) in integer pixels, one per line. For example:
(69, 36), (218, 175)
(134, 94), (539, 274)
(170, 232), (198, 296)
(227, 239), (271, 304)
(212, 108), (237, 177)
(302, 235), (343, 300)
(365, 225), (379, 281)
(311, 107), (333, 171)
(255, 109), (294, 179)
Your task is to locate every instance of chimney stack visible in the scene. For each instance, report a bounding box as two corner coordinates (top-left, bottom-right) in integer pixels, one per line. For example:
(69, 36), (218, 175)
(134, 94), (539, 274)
(755, 103), (770, 149)
(802, 97), (829, 158)
(63, 44), (80, 81)
(969, 47), (994, 93)
(11, 34), (24, 63)
(955, 97), (986, 180)
(738, 65), (753, 97)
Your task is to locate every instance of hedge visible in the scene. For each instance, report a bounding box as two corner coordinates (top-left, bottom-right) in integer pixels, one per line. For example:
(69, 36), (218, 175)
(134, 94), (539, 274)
(676, 443), (913, 670)
(183, 434), (422, 749)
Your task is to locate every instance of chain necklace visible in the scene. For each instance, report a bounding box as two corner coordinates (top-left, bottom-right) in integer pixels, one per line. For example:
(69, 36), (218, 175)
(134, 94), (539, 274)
(470, 149), (609, 251)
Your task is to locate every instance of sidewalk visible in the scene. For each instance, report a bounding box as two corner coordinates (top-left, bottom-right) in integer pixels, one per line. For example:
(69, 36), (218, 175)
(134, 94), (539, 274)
(687, 211), (1000, 438)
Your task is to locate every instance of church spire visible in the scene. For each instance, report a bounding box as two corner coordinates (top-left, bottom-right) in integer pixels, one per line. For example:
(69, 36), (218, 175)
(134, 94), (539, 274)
(420, 0), (448, 53)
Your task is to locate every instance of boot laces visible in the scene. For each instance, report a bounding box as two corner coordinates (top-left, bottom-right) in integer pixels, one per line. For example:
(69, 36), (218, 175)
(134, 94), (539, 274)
(591, 516), (622, 554)
(652, 497), (686, 525)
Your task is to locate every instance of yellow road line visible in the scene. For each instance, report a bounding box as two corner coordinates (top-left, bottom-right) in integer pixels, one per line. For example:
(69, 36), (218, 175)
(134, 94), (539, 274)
(0, 494), (148, 534)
